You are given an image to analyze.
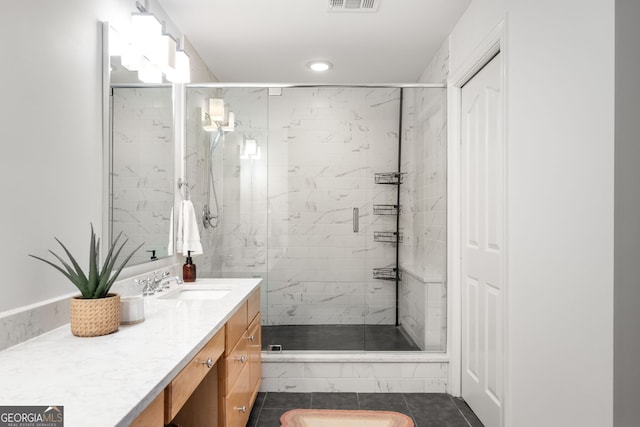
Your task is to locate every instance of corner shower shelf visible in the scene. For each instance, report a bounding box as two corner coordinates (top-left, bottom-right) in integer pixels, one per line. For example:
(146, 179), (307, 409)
(373, 267), (402, 281)
(374, 231), (403, 243)
(374, 172), (404, 185)
(373, 204), (400, 215)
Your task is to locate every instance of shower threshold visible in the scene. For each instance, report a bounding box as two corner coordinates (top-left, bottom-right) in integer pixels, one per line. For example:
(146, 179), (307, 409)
(262, 324), (420, 352)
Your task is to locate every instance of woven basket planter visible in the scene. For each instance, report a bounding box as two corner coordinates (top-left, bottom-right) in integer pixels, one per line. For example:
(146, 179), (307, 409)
(70, 293), (121, 337)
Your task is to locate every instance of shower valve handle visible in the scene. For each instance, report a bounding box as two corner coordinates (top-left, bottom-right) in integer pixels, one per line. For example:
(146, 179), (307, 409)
(353, 207), (359, 232)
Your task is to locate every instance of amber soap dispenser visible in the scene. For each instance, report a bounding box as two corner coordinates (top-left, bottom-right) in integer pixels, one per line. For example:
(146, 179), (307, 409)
(183, 251), (196, 282)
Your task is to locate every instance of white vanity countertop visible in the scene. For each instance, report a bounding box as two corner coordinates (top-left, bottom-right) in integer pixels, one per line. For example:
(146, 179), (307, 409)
(0, 278), (261, 427)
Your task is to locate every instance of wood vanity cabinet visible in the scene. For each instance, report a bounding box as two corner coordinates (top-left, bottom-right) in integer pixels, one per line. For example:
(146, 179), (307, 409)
(164, 328), (226, 424)
(134, 286), (261, 427)
(219, 288), (262, 427)
(130, 390), (164, 427)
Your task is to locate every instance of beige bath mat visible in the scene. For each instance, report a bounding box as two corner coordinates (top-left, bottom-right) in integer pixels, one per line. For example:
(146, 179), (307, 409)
(280, 409), (414, 427)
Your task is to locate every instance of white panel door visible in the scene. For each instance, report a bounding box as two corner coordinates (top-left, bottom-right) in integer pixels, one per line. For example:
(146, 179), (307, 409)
(461, 53), (504, 427)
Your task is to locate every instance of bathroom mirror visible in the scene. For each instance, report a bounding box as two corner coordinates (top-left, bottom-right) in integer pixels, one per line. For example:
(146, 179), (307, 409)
(103, 23), (176, 266)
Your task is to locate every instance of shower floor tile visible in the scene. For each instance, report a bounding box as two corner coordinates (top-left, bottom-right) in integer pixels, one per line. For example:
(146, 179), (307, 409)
(262, 324), (420, 351)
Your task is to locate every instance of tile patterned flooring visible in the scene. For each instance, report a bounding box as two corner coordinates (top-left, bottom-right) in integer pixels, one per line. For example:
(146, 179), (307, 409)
(262, 324), (421, 351)
(248, 392), (485, 427)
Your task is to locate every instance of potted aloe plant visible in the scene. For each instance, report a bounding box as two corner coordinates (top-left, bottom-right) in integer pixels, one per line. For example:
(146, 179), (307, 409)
(30, 224), (142, 337)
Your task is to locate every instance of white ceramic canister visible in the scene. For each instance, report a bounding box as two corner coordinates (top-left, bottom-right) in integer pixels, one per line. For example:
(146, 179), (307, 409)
(120, 295), (145, 324)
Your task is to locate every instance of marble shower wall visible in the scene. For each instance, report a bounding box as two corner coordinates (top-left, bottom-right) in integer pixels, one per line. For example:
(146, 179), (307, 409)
(111, 87), (174, 266)
(266, 87), (400, 326)
(397, 39), (449, 351)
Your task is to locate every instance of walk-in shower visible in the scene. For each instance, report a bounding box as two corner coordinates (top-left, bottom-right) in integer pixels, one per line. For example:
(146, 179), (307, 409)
(185, 85), (447, 353)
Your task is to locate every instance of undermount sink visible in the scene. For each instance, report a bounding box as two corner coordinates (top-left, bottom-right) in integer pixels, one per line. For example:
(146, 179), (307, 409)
(159, 285), (232, 301)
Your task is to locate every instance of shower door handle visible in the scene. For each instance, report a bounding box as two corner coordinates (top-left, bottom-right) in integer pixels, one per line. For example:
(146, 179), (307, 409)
(353, 208), (359, 233)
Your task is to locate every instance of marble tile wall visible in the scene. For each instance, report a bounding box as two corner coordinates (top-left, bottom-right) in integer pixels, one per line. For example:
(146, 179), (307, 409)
(0, 296), (71, 351)
(397, 39), (449, 351)
(111, 87), (175, 265)
(261, 356), (448, 393)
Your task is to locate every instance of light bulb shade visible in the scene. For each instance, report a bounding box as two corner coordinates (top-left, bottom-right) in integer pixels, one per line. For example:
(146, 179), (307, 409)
(131, 13), (162, 45)
(172, 50), (190, 83)
(131, 13), (163, 68)
(138, 59), (163, 83)
(157, 34), (177, 74)
(245, 140), (257, 156)
(209, 99), (225, 122)
(241, 139), (261, 159)
(120, 43), (142, 71)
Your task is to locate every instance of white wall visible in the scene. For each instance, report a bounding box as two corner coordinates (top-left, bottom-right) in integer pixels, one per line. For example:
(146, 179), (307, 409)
(449, 0), (615, 425)
(614, 0), (640, 425)
(0, 0), (131, 313)
(0, 0), (213, 315)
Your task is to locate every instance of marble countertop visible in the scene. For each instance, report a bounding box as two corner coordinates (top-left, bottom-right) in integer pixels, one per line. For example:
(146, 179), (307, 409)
(0, 278), (261, 427)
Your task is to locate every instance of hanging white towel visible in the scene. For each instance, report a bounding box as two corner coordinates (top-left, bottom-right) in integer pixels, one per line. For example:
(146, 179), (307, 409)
(176, 200), (203, 256)
(167, 207), (175, 256)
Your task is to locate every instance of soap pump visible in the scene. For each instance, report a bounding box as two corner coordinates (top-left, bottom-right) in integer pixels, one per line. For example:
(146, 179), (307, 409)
(183, 251), (196, 282)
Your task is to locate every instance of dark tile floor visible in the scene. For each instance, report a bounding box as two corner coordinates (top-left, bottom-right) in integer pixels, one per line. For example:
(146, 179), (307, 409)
(248, 392), (484, 427)
(262, 324), (420, 351)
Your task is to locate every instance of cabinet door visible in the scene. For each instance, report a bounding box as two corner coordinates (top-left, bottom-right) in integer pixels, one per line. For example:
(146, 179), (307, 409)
(247, 313), (262, 397)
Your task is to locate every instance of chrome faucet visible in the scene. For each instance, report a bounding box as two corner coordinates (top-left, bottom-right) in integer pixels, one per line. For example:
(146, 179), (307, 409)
(151, 271), (169, 292)
(161, 275), (183, 290)
(136, 278), (155, 296)
(136, 271), (180, 296)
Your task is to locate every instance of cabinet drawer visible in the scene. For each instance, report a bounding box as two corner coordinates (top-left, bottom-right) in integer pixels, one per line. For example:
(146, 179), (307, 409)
(165, 328), (225, 422)
(225, 301), (248, 355)
(221, 335), (249, 396)
(222, 363), (251, 427)
(247, 288), (260, 323)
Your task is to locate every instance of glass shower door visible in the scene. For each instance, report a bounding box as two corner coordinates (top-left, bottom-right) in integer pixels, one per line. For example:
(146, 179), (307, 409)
(264, 87), (406, 351)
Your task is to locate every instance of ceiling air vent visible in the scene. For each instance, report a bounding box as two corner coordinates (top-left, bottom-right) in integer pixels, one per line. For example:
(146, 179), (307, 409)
(328, 0), (380, 12)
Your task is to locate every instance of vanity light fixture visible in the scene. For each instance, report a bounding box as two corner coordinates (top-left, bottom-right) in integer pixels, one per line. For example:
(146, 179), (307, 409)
(307, 61), (333, 72)
(109, 8), (190, 83)
(240, 139), (261, 160)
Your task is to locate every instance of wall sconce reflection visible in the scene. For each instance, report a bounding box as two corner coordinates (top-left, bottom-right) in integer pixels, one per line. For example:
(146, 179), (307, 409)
(203, 98), (235, 132)
(240, 139), (261, 160)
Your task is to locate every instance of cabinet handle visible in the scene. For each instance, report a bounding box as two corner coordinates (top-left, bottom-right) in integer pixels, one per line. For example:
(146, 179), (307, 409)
(234, 406), (247, 413)
(201, 357), (213, 368)
(247, 335), (255, 342)
(234, 355), (247, 363)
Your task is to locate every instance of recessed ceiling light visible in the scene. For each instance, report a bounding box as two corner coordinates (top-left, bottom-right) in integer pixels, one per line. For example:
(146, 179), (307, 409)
(307, 61), (333, 72)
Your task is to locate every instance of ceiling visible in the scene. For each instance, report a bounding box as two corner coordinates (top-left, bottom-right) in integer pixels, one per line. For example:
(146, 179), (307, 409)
(156, 0), (471, 83)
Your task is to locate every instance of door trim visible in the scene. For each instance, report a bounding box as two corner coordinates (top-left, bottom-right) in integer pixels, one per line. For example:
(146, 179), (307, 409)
(446, 18), (508, 425)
